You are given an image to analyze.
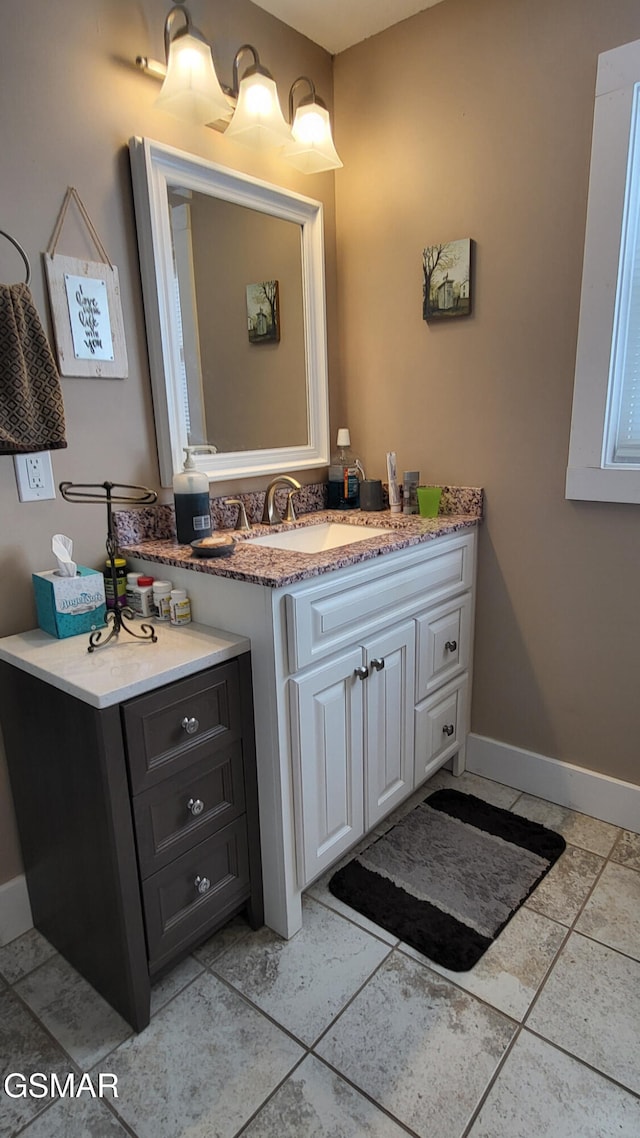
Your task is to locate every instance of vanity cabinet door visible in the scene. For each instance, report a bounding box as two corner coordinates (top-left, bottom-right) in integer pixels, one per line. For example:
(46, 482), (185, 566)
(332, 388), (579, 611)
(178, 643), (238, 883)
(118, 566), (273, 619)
(289, 648), (365, 886)
(364, 621), (415, 829)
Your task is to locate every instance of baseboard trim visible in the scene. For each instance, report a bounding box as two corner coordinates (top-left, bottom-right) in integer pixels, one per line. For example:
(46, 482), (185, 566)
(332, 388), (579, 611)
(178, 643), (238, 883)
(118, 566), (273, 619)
(466, 733), (640, 832)
(0, 875), (33, 946)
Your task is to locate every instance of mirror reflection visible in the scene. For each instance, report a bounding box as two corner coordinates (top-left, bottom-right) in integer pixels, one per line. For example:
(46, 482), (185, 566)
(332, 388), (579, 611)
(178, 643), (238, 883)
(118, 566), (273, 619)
(129, 137), (330, 486)
(168, 189), (308, 453)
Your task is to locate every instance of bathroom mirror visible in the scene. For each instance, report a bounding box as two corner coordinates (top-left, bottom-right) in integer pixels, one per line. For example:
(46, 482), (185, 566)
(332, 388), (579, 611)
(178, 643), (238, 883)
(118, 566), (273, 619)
(129, 137), (330, 485)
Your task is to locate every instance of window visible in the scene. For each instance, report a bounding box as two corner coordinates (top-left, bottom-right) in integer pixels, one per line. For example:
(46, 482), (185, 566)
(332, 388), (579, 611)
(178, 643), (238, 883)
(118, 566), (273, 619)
(566, 37), (640, 503)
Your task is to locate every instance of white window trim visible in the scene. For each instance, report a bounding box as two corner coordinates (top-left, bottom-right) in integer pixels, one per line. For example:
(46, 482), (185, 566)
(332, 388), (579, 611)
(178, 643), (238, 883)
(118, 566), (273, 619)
(566, 37), (640, 503)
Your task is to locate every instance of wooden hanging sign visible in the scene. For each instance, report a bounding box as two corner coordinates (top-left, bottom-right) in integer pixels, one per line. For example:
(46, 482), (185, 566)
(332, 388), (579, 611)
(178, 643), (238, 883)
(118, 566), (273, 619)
(44, 188), (128, 379)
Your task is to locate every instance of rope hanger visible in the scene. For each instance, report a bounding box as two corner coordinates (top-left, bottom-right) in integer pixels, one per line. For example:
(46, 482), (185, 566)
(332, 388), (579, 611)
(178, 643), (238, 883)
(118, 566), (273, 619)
(47, 187), (113, 268)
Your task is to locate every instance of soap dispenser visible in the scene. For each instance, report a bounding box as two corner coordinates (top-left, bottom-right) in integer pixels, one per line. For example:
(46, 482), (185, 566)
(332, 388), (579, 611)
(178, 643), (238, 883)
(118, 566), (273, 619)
(173, 447), (212, 544)
(328, 428), (363, 509)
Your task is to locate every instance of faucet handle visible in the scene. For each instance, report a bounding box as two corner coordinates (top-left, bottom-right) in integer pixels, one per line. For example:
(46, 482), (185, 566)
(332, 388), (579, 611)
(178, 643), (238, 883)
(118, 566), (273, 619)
(224, 498), (250, 530)
(283, 490), (299, 523)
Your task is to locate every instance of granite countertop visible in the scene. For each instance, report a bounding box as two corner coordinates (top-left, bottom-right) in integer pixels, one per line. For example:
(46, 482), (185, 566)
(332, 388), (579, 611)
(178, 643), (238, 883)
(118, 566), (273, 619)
(0, 623), (250, 708)
(120, 500), (482, 589)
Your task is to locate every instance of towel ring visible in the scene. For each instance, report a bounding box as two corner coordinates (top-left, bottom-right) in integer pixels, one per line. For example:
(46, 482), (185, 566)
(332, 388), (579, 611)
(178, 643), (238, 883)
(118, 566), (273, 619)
(0, 229), (31, 285)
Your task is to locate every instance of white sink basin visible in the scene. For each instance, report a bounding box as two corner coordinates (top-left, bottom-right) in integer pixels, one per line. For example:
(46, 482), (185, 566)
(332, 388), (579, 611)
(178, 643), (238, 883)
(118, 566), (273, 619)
(246, 522), (391, 554)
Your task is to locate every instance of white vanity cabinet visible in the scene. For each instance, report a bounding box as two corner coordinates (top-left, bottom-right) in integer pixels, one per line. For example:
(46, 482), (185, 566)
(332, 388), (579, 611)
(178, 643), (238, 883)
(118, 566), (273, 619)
(130, 525), (477, 939)
(289, 620), (415, 884)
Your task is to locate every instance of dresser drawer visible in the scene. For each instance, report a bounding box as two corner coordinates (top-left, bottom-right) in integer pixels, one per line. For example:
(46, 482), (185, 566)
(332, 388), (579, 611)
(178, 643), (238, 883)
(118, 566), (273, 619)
(133, 742), (246, 879)
(143, 819), (251, 973)
(286, 534), (474, 671)
(123, 661), (242, 793)
(415, 592), (472, 702)
(414, 673), (468, 784)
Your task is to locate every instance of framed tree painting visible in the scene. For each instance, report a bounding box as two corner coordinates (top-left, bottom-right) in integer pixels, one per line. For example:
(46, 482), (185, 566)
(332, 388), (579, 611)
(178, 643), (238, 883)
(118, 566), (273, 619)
(422, 239), (472, 321)
(246, 280), (280, 344)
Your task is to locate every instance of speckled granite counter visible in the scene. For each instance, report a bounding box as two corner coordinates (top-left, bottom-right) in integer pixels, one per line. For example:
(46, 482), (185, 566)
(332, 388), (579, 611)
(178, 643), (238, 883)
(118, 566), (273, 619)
(116, 486), (483, 589)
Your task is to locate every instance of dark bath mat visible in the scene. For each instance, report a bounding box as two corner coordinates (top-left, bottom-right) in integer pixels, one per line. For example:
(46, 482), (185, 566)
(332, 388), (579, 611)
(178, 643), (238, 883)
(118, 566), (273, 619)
(328, 789), (566, 971)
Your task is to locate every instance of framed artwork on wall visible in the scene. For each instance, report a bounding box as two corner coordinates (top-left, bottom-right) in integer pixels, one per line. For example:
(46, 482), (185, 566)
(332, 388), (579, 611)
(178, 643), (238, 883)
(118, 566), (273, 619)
(422, 238), (472, 321)
(246, 280), (280, 344)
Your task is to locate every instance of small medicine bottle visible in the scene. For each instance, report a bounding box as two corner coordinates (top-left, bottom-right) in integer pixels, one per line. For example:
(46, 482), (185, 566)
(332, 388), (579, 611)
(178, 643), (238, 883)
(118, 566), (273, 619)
(126, 574), (155, 617)
(170, 588), (192, 625)
(103, 557), (127, 609)
(152, 580), (173, 620)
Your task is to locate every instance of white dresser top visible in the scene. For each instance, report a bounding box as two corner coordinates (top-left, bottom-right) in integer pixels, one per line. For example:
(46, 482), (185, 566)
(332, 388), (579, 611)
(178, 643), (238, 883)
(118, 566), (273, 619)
(0, 622), (250, 709)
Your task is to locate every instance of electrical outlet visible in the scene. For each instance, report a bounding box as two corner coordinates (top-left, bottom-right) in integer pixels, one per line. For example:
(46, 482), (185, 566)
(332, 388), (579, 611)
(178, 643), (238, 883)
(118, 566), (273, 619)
(14, 452), (56, 501)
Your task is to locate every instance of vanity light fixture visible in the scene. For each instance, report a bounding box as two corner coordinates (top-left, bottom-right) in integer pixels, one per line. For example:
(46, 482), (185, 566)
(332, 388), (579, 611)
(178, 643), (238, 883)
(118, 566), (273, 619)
(282, 77), (343, 173)
(135, 1), (342, 172)
(224, 45), (291, 151)
(152, 3), (232, 127)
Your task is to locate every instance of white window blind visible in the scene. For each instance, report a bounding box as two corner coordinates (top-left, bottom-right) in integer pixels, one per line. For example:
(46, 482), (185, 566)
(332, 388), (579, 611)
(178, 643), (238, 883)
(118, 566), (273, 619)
(607, 83), (640, 464)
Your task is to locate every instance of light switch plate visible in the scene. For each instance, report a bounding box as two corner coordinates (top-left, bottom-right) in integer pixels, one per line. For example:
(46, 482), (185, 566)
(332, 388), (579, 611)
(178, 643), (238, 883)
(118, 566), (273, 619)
(14, 452), (56, 501)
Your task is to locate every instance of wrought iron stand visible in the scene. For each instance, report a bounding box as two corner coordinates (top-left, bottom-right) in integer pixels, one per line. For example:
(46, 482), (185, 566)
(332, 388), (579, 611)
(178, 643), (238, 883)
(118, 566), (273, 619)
(59, 481), (158, 652)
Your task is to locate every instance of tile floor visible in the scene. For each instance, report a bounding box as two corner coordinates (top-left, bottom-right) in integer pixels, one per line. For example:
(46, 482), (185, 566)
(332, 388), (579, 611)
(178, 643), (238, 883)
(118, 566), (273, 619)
(1, 769), (639, 1138)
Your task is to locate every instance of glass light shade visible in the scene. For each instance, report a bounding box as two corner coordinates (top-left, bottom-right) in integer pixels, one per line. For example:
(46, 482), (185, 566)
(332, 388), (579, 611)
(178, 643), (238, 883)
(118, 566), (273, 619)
(225, 72), (292, 151)
(282, 102), (343, 173)
(155, 32), (231, 126)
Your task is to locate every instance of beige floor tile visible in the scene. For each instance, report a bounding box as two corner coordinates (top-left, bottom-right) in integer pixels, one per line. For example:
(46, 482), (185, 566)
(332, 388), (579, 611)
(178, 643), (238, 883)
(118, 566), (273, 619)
(402, 905), (566, 1020)
(212, 896), (391, 1045)
(107, 972), (303, 1138)
(612, 829), (640, 871)
(422, 768), (522, 809)
(150, 954), (203, 1016)
(575, 861), (640, 959)
(316, 951), (515, 1138)
(0, 928), (57, 984)
(527, 932), (640, 1094)
(192, 914), (253, 968)
(0, 990), (73, 1138)
(243, 1054), (411, 1137)
(468, 1029), (640, 1138)
(15, 954), (132, 1069)
(17, 1097), (130, 1137)
(511, 794), (619, 856)
(524, 844), (604, 925)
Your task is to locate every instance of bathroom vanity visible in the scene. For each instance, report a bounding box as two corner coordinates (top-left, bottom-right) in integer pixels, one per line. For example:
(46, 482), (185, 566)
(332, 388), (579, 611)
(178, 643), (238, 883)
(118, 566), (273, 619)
(0, 624), (262, 1031)
(122, 497), (481, 939)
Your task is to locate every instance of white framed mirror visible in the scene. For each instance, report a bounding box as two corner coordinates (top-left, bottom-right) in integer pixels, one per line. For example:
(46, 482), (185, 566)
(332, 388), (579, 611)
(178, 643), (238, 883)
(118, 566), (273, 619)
(129, 137), (330, 485)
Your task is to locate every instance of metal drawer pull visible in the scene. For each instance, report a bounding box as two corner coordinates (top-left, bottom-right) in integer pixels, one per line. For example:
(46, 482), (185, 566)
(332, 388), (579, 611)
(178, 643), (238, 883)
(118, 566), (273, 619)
(442, 724), (455, 737)
(181, 716), (199, 735)
(187, 797), (204, 817)
(354, 665), (369, 681)
(370, 658), (385, 671)
(444, 640), (458, 652)
(194, 875), (210, 894)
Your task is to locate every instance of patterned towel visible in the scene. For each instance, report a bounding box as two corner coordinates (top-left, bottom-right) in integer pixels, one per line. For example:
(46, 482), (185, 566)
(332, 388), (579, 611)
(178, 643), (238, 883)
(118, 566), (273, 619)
(0, 282), (66, 454)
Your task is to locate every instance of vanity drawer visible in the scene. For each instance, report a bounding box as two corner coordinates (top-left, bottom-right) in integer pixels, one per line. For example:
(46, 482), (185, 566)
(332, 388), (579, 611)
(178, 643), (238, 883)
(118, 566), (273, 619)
(415, 593), (472, 702)
(132, 742), (246, 879)
(143, 818), (251, 973)
(286, 534), (474, 671)
(414, 673), (468, 784)
(123, 662), (242, 793)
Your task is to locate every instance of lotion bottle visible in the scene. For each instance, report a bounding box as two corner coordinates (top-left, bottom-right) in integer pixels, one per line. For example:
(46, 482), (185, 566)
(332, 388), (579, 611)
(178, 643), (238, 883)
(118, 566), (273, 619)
(173, 448), (212, 545)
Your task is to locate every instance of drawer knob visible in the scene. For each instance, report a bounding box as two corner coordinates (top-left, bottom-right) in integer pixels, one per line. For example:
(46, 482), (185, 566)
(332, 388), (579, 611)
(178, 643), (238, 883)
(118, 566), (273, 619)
(181, 716), (200, 735)
(354, 665), (369, 681)
(370, 657), (385, 671)
(194, 875), (211, 894)
(187, 797), (204, 817)
(442, 723), (455, 737)
(445, 640), (458, 652)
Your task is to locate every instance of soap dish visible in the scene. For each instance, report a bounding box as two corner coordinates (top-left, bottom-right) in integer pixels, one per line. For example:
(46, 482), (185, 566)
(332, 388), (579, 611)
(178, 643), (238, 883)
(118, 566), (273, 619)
(191, 535), (235, 558)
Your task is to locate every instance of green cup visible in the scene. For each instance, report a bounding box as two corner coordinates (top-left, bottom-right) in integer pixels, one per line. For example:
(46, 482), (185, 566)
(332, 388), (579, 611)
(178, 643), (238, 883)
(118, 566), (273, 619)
(417, 486), (442, 518)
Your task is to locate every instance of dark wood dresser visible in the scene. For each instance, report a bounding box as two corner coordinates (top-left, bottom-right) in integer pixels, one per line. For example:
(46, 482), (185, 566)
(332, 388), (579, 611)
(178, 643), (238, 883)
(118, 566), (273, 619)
(0, 624), (263, 1031)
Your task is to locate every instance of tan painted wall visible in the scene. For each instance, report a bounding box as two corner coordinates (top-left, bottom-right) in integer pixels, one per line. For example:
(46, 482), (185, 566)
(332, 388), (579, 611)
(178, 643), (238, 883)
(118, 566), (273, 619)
(333, 0), (640, 785)
(0, 0), (336, 886)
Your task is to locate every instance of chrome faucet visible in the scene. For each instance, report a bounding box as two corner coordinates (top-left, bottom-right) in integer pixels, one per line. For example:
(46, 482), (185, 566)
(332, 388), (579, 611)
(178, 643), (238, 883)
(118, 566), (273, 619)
(261, 476), (302, 525)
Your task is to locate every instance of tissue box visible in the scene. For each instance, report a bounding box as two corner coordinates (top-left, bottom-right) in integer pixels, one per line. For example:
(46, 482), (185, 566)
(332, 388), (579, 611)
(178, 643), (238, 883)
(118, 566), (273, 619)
(33, 567), (107, 639)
